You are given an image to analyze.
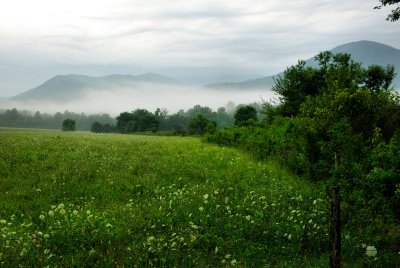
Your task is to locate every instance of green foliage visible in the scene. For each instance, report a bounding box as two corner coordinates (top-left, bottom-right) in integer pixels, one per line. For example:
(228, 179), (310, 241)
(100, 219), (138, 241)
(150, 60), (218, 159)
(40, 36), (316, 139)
(0, 109), (116, 130)
(234, 105), (258, 126)
(116, 109), (159, 133)
(207, 52), (400, 265)
(363, 65), (396, 92)
(161, 111), (188, 134)
(0, 129), (331, 267)
(115, 105), (235, 135)
(61, 119), (76, 131)
(90, 121), (116, 133)
(273, 60), (324, 116)
(272, 51), (368, 117)
(187, 114), (216, 135)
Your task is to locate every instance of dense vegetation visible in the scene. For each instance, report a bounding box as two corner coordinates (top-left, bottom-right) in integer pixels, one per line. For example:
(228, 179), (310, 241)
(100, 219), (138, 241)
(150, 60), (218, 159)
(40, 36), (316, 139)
(114, 105), (237, 135)
(1, 129), (330, 266)
(1, 50), (399, 265)
(207, 51), (400, 265)
(0, 104), (249, 134)
(62, 119), (76, 132)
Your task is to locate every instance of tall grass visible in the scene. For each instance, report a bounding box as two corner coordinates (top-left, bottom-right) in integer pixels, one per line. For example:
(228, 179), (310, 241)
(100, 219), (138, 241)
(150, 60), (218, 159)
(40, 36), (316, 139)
(0, 129), (330, 266)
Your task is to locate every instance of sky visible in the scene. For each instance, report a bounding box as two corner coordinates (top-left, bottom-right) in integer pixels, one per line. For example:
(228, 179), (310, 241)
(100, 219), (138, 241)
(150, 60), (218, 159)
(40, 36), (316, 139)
(0, 0), (399, 98)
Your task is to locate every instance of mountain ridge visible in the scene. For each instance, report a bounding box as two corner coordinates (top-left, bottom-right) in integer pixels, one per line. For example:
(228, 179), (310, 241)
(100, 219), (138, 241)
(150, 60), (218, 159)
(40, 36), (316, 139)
(12, 73), (179, 102)
(206, 40), (400, 90)
(9, 40), (400, 103)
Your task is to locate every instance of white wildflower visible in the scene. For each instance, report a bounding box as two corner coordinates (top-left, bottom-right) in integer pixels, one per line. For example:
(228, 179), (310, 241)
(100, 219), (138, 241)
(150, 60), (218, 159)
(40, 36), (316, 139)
(366, 246), (377, 257)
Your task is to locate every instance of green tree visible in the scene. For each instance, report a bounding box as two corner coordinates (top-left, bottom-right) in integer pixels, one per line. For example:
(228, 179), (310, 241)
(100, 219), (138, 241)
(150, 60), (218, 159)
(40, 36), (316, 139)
(131, 109), (159, 132)
(91, 122), (115, 133)
(271, 51), (392, 117)
(91, 122), (102, 133)
(165, 112), (188, 134)
(116, 109), (159, 133)
(375, 0), (400, 21)
(116, 112), (135, 133)
(62, 119), (76, 131)
(188, 114), (215, 135)
(363, 65), (396, 92)
(234, 105), (258, 126)
(272, 60), (325, 116)
(216, 107), (234, 128)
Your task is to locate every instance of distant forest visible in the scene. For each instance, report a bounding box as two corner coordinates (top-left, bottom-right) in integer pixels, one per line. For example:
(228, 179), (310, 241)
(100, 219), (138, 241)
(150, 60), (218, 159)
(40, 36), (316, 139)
(0, 109), (116, 131)
(0, 103), (262, 133)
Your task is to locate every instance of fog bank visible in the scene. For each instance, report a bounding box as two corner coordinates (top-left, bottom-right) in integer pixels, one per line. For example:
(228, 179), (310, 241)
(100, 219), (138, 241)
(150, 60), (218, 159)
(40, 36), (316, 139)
(0, 85), (277, 116)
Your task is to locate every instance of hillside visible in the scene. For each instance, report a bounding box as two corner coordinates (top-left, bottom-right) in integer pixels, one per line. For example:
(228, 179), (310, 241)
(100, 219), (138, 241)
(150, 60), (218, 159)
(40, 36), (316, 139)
(206, 40), (400, 90)
(12, 73), (178, 102)
(205, 76), (276, 90)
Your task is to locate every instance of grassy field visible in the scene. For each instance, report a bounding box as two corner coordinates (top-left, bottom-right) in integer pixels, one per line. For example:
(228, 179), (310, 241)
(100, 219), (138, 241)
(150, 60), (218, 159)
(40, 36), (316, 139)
(0, 129), (331, 266)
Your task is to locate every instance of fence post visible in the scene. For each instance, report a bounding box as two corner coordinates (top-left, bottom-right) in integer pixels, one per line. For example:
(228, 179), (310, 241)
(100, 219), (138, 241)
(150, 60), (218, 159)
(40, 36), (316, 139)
(329, 186), (341, 268)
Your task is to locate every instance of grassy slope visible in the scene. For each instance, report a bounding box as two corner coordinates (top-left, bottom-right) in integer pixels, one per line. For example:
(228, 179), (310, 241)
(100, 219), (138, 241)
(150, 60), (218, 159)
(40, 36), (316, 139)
(0, 129), (328, 267)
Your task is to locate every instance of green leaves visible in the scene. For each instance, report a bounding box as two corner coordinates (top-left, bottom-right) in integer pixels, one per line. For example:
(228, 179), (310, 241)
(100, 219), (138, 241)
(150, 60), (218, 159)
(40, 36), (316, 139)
(61, 119), (76, 131)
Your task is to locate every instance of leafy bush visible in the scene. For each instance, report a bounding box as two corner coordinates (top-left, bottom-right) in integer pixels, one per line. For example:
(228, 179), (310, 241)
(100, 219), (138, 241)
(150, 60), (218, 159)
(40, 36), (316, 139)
(206, 51), (400, 265)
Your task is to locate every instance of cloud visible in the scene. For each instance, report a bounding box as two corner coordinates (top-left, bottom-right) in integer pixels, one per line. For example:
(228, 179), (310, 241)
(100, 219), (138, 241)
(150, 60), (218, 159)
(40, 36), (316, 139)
(0, 0), (399, 97)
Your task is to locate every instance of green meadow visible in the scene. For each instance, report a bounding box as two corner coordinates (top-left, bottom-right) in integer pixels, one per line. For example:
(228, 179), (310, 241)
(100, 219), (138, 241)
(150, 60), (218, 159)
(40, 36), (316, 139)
(1, 129), (329, 266)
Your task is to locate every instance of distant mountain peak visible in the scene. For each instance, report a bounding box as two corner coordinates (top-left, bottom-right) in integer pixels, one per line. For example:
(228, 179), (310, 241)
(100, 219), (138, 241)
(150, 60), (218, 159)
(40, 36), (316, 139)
(12, 72), (179, 102)
(336, 40), (398, 49)
(206, 40), (400, 90)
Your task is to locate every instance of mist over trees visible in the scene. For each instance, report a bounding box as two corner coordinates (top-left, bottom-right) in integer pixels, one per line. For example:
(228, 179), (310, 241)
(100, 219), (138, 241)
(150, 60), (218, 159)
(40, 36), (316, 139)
(115, 104), (238, 135)
(0, 109), (116, 131)
(0, 103), (263, 135)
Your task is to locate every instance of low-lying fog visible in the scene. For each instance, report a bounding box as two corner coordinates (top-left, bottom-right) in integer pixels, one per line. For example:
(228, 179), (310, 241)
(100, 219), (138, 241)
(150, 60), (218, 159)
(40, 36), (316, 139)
(1, 85), (277, 115)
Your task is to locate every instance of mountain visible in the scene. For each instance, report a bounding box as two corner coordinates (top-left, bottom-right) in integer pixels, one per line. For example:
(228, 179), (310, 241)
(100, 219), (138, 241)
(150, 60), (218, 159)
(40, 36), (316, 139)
(205, 76), (276, 91)
(12, 73), (178, 102)
(206, 40), (400, 90)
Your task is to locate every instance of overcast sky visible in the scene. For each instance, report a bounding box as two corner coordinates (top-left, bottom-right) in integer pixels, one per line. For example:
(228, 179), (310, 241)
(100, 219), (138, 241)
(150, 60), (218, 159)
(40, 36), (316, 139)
(0, 0), (399, 97)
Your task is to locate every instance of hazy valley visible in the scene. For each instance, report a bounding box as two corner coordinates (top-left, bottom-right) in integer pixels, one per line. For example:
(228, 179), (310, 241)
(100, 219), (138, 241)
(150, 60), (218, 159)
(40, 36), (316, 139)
(1, 40), (399, 115)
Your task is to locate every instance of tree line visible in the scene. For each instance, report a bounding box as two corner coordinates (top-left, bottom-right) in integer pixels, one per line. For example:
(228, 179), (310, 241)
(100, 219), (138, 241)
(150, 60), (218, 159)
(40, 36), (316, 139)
(0, 109), (116, 131)
(109, 104), (260, 135)
(0, 103), (262, 135)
